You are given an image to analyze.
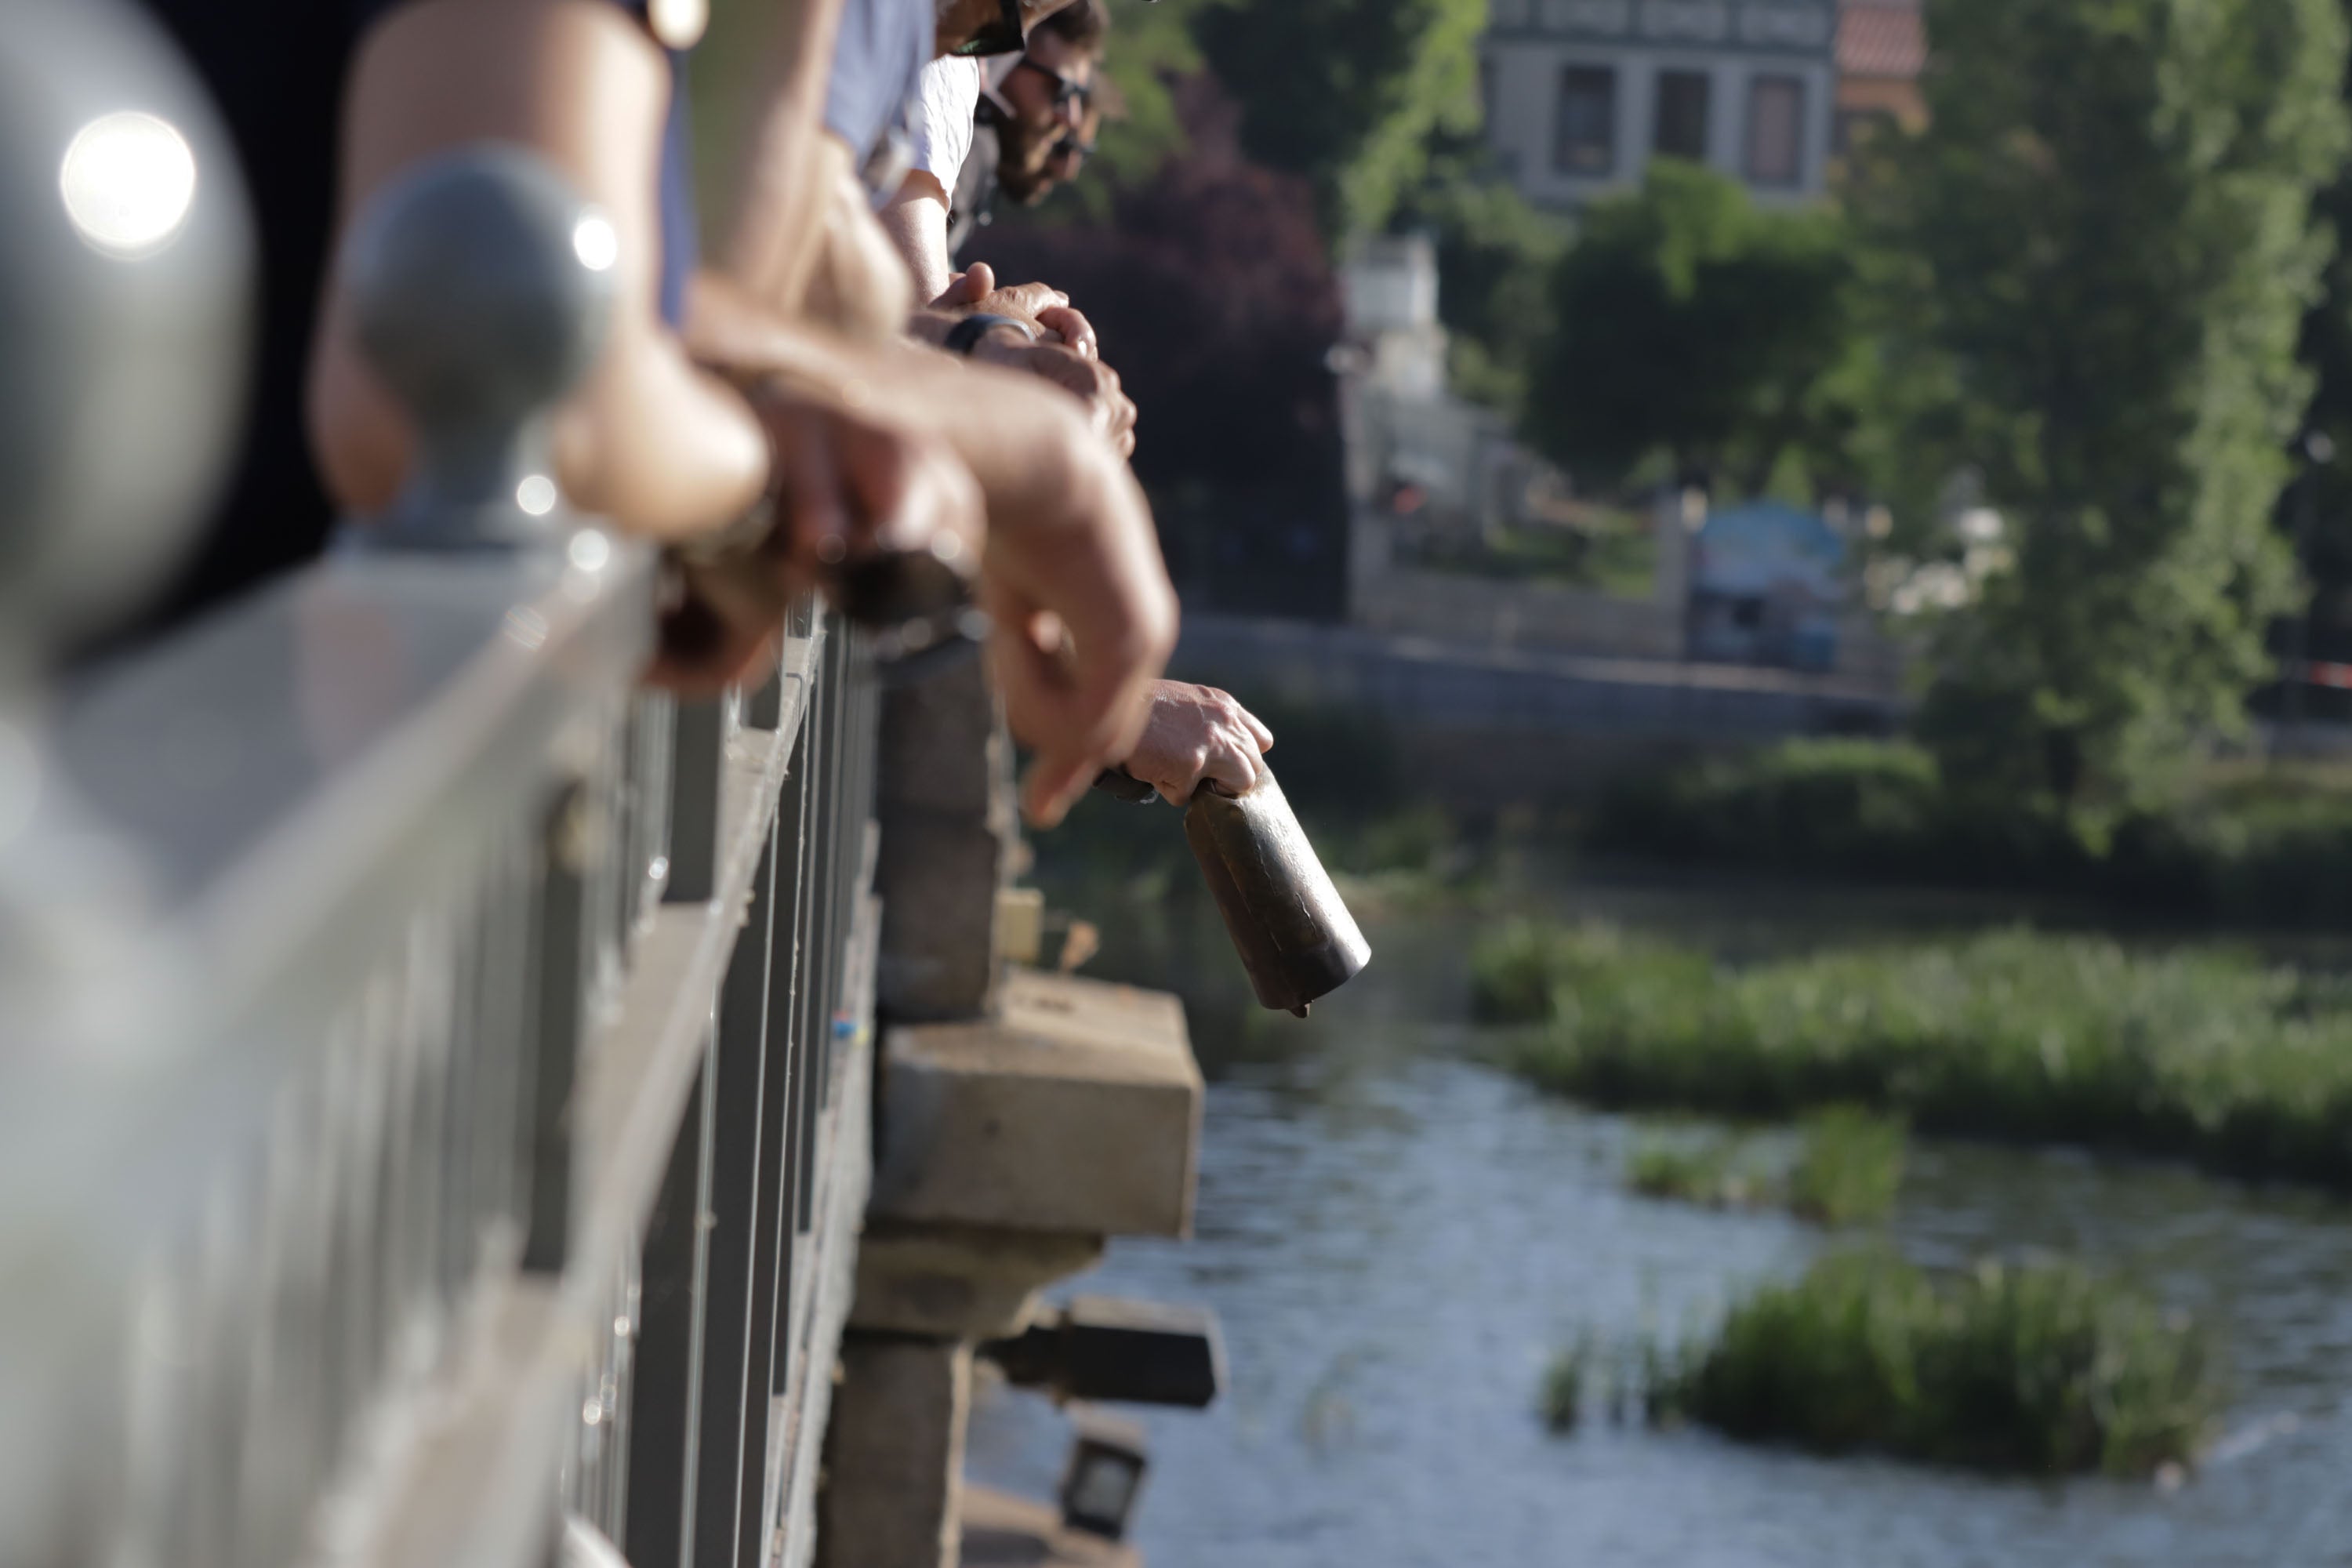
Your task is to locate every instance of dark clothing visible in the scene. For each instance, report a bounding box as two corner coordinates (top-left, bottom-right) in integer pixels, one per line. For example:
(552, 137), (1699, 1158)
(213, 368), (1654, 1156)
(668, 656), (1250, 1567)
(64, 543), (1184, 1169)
(125, 0), (688, 641)
(132, 0), (379, 637)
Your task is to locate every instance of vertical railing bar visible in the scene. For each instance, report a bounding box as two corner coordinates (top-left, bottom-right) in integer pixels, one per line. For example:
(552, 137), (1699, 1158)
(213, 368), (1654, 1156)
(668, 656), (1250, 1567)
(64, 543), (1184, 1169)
(523, 780), (590, 1275)
(667, 699), (726, 906)
(621, 1047), (710, 1568)
(742, 747), (808, 1566)
(690, 822), (778, 1568)
(789, 662), (829, 1245)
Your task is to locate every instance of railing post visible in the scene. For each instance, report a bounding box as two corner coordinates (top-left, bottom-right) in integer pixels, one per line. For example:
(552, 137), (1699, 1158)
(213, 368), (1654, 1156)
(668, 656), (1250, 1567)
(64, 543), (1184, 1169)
(524, 779), (593, 1274)
(340, 147), (615, 550)
(666, 698), (728, 905)
(336, 147), (622, 1277)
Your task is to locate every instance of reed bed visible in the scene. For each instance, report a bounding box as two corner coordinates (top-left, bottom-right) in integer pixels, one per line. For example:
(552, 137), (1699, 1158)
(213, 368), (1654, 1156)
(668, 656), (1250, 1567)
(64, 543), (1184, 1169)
(1480, 922), (2352, 1190)
(1642, 1252), (2216, 1479)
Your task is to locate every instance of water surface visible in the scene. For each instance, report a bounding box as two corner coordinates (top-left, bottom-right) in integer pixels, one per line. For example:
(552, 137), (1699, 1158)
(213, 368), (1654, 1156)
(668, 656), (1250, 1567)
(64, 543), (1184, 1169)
(967, 875), (2352, 1568)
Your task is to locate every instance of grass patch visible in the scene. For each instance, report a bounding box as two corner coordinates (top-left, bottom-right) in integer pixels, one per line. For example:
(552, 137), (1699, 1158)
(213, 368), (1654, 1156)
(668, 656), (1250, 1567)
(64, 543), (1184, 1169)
(1625, 1131), (1771, 1210)
(1788, 1107), (1907, 1225)
(1540, 1333), (1595, 1432)
(1642, 1252), (2216, 1478)
(1486, 922), (2352, 1190)
(1623, 1109), (1904, 1223)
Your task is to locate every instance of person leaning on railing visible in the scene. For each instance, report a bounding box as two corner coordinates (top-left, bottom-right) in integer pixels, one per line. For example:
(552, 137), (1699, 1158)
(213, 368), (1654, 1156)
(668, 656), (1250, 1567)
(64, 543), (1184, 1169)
(822, 0), (1276, 804)
(133, 0), (1176, 828)
(691, 0), (1269, 808)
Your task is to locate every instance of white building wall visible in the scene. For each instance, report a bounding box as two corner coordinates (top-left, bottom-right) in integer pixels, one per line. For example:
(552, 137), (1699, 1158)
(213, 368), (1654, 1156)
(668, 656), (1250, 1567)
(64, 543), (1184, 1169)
(1480, 0), (1836, 210)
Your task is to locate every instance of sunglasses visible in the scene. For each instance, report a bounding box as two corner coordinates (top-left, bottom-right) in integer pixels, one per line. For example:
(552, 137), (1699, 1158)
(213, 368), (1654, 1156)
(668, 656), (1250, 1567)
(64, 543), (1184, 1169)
(951, 0), (1028, 56)
(1013, 55), (1095, 112)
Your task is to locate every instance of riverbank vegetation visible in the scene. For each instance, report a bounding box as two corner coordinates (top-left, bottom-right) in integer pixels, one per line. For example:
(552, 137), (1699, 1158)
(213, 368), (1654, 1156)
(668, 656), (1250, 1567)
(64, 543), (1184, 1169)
(1588, 739), (2352, 927)
(1625, 1109), (1905, 1225)
(1478, 921), (2352, 1191)
(1646, 1254), (2216, 1479)
(1541, 1254), (2216, 1477)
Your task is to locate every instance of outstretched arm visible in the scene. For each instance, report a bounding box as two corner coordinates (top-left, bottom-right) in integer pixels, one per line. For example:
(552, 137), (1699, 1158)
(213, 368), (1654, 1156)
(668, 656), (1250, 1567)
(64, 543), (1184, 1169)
(309, 0), (771, 539)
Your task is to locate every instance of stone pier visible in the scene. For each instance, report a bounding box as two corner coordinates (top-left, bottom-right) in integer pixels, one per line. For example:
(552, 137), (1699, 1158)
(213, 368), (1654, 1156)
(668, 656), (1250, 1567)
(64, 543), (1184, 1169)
(816, 666), (1202, 1568)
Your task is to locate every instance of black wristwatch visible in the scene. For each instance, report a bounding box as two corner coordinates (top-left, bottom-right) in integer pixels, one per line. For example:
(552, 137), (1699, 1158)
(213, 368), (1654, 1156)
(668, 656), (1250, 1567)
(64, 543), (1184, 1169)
(945, 312), (1035, 357)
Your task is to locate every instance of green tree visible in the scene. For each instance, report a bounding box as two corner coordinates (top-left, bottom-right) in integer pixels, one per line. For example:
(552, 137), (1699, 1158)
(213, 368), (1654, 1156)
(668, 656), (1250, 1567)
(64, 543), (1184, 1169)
(1091, 0), (1231, 186)
(2280, 0), (2352, 661)
(1884, 0), (2349, 823)
(1521, 160), (1867, 498)
(1196, 0), (1486, 234)
(1389, 140), (1570, 419)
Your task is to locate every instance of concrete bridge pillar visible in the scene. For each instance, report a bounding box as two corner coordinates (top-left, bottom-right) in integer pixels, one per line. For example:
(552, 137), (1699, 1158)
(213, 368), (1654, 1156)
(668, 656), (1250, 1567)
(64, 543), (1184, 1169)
(820, 673), (1200, 1568)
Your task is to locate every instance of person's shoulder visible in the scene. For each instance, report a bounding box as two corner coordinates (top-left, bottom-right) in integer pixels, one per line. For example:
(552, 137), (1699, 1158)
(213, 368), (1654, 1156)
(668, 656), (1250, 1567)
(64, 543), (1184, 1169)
(919, 56), (985, 104)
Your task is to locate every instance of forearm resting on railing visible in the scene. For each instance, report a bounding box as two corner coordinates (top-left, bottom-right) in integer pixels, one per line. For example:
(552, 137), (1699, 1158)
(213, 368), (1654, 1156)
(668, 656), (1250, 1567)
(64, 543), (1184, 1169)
(684, 277), (1176, 822)
(308, 0), (768, 540)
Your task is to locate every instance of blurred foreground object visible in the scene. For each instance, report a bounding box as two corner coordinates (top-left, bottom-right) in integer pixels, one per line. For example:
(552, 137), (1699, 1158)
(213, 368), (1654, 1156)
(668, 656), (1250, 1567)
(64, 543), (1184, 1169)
(2, 107), (880, 1568)
(0, 0), (253, 1042)
(0, 0), (254, 644)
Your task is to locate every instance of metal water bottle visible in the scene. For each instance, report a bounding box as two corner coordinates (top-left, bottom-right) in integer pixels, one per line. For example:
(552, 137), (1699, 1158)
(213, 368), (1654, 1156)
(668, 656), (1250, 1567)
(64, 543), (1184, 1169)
(1098, 765), (1372, 1016)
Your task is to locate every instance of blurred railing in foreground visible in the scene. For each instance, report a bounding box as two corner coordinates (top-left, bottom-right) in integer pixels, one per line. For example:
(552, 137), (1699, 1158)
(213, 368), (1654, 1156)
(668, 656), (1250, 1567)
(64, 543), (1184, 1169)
(1, 10), (879, 1567)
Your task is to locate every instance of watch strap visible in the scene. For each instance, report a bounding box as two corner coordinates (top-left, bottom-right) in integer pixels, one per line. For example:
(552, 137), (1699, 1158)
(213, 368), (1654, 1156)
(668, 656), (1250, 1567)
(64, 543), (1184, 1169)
(945, 312), (1034, 357)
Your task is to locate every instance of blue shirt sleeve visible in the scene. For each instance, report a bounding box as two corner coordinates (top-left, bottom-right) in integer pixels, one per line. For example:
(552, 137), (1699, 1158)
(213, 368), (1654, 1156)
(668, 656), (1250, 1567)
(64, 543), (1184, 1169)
(825, 0), (933, 167)
(353, 0), (696, 325)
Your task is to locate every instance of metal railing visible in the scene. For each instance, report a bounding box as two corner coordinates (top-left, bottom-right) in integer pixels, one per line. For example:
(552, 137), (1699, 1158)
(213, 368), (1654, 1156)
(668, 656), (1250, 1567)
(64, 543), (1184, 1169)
(0, 27), (887, 1568)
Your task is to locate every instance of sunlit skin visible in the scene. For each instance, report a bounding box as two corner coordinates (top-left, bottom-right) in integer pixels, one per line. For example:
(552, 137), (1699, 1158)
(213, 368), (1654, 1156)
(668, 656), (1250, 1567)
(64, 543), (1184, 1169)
(310, 0), (769, 539)
(307, 0), (990, 724)
(1122, 681), (1274, 804)
(685, 278), (1174, 827)
(993, 30), (1095, 203)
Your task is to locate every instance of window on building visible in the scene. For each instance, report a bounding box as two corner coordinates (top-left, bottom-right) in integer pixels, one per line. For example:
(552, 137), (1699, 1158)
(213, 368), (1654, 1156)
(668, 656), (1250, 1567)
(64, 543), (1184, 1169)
(1653, 70), (1711, 162)
(1745, 74), (1805, 185)
(1554, 64), (1617, 175)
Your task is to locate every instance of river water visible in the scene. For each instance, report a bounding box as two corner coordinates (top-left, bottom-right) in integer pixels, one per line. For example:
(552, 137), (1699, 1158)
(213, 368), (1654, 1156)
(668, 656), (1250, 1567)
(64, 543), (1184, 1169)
(966, 869), (2352, 1568)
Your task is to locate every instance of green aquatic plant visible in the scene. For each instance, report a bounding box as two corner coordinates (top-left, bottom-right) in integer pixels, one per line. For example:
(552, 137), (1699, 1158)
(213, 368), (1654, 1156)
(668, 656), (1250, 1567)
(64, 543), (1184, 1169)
(1623, 1111), (1904, 1223)
(1492, 922), (2352, 1190)
(1624, 1131), (1769, 1210)
(1787, 1108), (1906, 1225)
(1540, 1334), (1593, 1433)
(1470, 920), (1700, 1025)
(1642, 1252), (2216, 1478)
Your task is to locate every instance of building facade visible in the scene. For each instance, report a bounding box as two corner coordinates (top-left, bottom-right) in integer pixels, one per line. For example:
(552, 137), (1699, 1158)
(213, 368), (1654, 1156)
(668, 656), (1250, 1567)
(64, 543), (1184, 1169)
(1832, 0), (1926, 161)
(1481, 0), (1839, 209)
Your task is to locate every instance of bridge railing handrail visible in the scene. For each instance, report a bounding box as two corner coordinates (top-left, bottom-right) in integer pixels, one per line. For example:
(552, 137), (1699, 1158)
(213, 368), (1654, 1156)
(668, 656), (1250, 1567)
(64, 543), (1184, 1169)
(0, 115), (884, 1568)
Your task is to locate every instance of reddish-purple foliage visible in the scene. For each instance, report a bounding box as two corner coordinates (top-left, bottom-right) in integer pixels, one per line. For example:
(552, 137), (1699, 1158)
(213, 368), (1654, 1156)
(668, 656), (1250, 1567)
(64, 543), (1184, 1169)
(964, 77), (1349, 612)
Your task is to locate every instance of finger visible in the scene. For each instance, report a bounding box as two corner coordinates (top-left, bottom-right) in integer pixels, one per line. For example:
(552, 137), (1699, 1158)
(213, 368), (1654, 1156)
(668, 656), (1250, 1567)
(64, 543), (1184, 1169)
(964, 262), (996, 299)
(1022, 751), (1097, 828)
(1011, 282), (1070, 318)
(931, 270), (978, 310)
(985, 614), (1099, 826)
(829, 409), (915, 546)
(1240, 706), (1276, 750)
(1037, 305), (1098, 358)
(990, 595), (1144, 783)
(771, 412), (850, 579)
(1201, 738), (1261, 797)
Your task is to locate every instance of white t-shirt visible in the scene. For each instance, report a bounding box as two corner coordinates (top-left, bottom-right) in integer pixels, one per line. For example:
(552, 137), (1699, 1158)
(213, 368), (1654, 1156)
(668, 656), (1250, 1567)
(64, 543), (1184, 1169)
(904, 56), (985, 190)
